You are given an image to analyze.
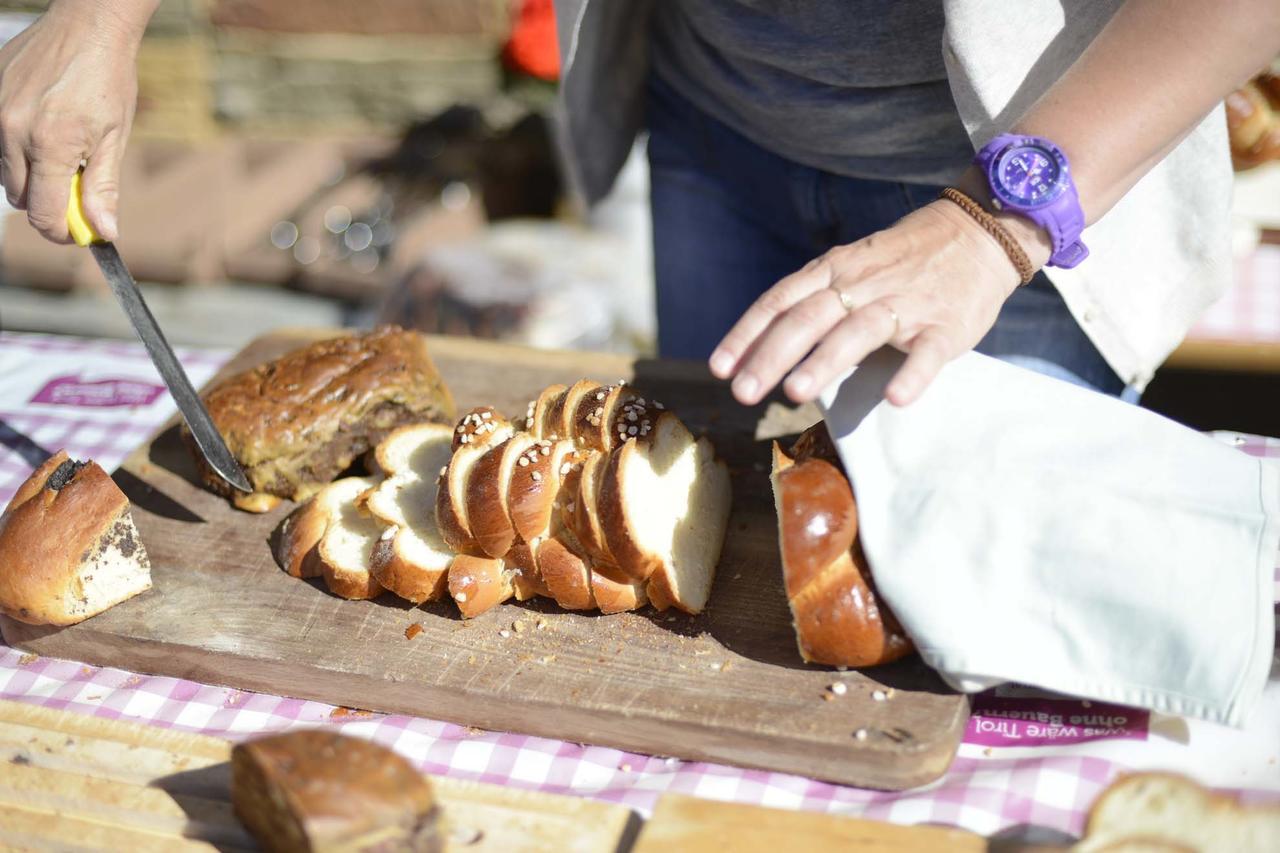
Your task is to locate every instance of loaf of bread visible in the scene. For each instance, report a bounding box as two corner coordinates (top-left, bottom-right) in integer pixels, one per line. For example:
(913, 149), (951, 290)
(1227, 72), (1280, 171)
(771, 424), (912, 668)
(189, 326), (456, 513)
(231, 729), (441, 853)
(274, 379), (733, 619)
(0, 451), (151, 626)
(1075, 772), (1280, 852)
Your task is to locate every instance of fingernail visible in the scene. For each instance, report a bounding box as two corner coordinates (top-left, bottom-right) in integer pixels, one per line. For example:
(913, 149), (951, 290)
(709, 350), (733, 377)
(732, 374), (758, 401)
(788, 372), (812, 396)
(101, 213), (118, 241)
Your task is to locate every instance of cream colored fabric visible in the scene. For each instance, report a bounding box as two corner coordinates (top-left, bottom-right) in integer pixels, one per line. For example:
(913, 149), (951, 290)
(819, 350), (1278, 727)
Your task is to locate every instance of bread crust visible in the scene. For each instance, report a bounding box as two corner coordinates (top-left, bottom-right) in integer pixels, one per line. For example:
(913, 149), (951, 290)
(530, 383), (566, 439)
(546, 379), (600, 441)
(275, 499), (330, 579)
(508, 439), (574, 543)
(0, 453), (150, 626)
(190, 325), (455, 511)
(448, 554), (512, 618)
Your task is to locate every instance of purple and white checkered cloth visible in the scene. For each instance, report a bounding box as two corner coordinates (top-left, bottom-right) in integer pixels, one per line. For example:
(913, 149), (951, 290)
(1, 330), (1277, 840)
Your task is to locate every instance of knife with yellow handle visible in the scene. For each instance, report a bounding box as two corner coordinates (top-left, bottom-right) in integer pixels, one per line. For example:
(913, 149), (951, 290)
(67, 171), (252, 493)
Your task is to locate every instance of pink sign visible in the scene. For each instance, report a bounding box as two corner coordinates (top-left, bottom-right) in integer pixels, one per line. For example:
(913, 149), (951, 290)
(31, 376), (165, 408)
(965, 695), (1149, 747)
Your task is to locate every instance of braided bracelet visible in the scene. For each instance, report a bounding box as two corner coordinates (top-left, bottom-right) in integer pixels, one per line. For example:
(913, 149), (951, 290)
(939, 187), (1035, 286)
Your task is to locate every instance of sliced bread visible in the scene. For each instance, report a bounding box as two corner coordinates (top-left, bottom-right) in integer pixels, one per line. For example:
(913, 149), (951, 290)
(436, 412), (514, 554)
(313, 476), (385, 600)
(465, 433), (540, 559)
(278, 476), (378, 580)
(599, 413), (731, 613)
(362, 423), (455, 604)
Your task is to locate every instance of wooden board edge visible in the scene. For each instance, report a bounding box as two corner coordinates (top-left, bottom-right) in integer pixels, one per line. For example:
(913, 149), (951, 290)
(0, 627), (968, 792)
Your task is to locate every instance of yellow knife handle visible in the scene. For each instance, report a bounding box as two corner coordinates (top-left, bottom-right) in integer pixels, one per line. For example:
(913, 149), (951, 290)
(66, 171), (102, 247)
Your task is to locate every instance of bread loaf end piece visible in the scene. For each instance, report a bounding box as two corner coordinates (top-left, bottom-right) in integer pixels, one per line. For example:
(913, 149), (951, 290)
(0, 451), (151, 626)
(771, 436), (912, 667)
(231, 729), (441, 853)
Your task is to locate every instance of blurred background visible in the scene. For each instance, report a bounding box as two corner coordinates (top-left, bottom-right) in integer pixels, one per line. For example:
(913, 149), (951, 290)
(0, 1), (1276, 434)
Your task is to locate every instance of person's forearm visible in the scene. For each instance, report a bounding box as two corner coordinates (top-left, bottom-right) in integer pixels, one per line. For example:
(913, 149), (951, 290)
(46, 0), (161, 44)
(1014, 0), (1280, 225)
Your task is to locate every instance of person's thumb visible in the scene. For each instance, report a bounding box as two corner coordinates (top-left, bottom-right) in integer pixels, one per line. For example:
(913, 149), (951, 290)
(80, 128), (125, 241)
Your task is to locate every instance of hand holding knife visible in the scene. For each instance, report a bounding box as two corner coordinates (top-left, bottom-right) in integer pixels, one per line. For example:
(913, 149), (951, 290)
(66, 171), (252, 494)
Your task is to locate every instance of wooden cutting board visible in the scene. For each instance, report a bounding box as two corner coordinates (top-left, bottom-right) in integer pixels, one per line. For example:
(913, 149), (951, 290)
(0, 330), (969, 791)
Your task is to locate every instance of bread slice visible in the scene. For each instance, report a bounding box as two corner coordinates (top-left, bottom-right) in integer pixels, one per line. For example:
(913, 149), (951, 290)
(529, 383), (566, 440)
(447, 554), (513, 618)
(536, 528), (596, 611)
(770, 436), (913, 668)
(504, 539), (549, 601)
(545, 379), (600, 442)
(1077, 773), (1280, 852)
(436, 414), (514, 555)
(599, 413), (731, 613)
(465, 433), (539, 559)
(0, 452), (152, 627)
(566, 449), (615, 568)
(313, 476), (385, 600)
(508, 439), (576, 543)
(589, 565), (648, 615)
(362, 423), (455, 604)
(278, 476), (374, 579)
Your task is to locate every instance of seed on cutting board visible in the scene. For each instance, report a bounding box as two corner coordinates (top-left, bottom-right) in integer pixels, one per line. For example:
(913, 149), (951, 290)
(854, 728), (869, 741)
(830, 682), (848, 696)
(499, 629), (511, 638)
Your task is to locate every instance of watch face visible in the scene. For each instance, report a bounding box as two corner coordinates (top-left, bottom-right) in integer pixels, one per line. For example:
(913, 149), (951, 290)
(992, 143), (1067, 208)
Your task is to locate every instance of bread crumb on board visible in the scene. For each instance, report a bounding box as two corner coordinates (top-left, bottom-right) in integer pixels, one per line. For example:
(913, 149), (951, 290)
(404, 623), (424, 640)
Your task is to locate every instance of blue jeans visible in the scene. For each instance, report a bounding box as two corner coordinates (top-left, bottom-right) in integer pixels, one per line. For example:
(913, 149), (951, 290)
(645, 74), (1131, 400)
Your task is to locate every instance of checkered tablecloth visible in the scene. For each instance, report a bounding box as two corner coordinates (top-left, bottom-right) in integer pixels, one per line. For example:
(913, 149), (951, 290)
(1, 330), (1277, 842)
(1187, 244), (1280, 344)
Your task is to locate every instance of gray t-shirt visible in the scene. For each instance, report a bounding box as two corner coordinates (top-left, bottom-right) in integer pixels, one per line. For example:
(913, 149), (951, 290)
(649, 0), (974, 185)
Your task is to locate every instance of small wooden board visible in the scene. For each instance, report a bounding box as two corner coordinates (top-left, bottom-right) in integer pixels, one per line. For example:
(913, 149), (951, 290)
(0, 699), (637, 852)
(1, 330), (969, 791)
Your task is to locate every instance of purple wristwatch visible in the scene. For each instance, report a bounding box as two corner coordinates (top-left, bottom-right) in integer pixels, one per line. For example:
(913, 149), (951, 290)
(974, 134), (1088, 269)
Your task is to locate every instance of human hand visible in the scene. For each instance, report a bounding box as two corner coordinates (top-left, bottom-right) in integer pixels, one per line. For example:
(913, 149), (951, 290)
(708, 195), (1051, 407)
(0, 1), (148, 243)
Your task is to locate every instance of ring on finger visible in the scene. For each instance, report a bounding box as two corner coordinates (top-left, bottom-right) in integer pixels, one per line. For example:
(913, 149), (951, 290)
(830, 285), (857, 312)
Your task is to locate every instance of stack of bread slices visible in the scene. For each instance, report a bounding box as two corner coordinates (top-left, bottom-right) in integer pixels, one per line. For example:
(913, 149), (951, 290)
(275, 380), (732, 618)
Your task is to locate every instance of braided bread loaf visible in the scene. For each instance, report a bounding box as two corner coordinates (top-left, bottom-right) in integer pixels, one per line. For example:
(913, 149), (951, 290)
(771, 423), (912, 667)
(276, 380), (733, 620)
